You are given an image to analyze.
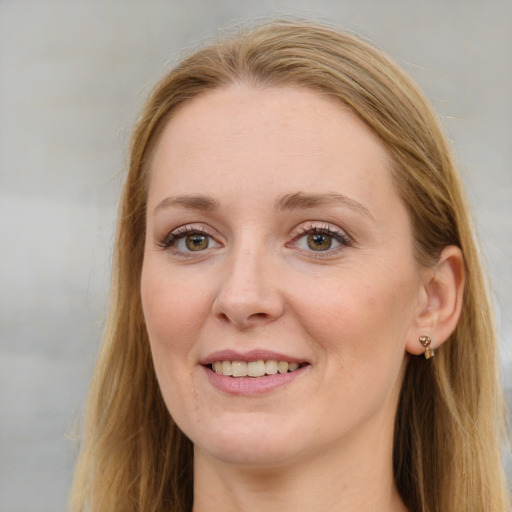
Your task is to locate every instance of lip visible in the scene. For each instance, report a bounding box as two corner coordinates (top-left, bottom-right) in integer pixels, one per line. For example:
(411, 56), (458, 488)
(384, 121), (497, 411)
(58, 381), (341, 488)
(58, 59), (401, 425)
(200, 349), (310, 396)
(202, 364), (309, 395)
(200, 349), (307, 365)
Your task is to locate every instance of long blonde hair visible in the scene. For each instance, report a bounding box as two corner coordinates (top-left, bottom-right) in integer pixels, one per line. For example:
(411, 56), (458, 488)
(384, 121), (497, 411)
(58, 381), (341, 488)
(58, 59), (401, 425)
(70, 20), (510, 512)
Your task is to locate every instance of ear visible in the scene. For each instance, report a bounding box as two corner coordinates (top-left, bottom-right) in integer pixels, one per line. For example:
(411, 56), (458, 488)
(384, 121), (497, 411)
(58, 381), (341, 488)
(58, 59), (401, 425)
(406, 245), (465, 356)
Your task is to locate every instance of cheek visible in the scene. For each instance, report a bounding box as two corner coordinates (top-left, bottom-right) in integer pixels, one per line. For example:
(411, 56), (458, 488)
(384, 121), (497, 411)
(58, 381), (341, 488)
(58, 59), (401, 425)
(293, 263), (418, 363)
(140, 260), (205, 423)
(141, 260), (210, 354)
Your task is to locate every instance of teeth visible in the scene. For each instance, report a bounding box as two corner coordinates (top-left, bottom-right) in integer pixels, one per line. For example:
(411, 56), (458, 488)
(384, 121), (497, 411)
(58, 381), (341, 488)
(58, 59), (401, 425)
(232, 361), (247, 377)
(278, 361), (289, 374)
(210, 359), (303, 377)
(221, 360), (233, 376)
(248, 360), (266, 377)
(265, 360), (278, 375)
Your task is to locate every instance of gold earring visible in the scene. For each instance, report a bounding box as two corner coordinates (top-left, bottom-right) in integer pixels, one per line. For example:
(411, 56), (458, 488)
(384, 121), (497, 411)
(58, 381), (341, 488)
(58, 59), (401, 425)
(419, 335), (434, 359)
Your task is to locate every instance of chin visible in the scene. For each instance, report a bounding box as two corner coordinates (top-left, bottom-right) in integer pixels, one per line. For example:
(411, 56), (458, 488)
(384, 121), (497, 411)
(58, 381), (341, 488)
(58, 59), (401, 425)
(201, 440), (301, 468)
(190, 415), (307, 467)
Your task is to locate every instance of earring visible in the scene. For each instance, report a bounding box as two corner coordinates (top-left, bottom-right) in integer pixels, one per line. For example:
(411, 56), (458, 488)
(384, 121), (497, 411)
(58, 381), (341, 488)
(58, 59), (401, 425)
(419, 335), (434, 359)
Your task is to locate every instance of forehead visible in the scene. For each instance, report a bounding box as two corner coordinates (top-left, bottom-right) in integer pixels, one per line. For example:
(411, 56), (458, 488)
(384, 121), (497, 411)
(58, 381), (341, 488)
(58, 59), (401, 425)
(148, 85), (395, 210)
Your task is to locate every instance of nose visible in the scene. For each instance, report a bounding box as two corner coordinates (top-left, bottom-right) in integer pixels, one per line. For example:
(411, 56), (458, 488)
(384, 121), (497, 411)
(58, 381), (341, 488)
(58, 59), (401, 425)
(212, 243), (285, 329)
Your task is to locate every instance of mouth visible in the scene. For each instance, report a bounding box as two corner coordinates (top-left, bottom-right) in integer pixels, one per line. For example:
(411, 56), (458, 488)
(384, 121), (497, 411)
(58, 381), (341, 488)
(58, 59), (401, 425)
(207, 360), (308, 378)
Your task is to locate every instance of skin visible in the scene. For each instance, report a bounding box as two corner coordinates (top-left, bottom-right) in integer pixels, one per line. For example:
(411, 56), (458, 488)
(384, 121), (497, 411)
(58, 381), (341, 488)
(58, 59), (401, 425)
(141, 85), (463, 512)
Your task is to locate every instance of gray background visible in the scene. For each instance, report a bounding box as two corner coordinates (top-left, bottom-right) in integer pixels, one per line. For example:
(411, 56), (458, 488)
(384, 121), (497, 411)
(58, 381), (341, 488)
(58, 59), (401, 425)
(1, 1), (511, 510)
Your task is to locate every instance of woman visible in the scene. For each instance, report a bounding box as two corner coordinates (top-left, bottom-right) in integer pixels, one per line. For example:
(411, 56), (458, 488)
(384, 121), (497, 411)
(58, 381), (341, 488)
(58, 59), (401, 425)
(70, 21), (511, 512)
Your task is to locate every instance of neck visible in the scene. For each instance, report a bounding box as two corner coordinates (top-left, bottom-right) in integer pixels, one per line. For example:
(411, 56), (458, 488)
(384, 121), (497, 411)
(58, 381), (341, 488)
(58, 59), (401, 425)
(192, 424), (408, 512)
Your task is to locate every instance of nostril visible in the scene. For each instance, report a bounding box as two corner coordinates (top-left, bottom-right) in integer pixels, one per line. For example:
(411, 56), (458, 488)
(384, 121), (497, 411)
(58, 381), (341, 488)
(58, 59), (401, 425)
(216, 311), (233, 324)
(251, 312), (269, 319)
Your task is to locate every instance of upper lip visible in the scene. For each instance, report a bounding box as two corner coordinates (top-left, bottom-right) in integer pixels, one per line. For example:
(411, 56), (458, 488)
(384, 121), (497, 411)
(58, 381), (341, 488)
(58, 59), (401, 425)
(200, 349), (308, 366)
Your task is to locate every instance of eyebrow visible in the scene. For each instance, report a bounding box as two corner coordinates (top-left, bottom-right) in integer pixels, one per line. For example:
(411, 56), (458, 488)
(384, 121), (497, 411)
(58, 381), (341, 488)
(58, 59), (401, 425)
(274, 192), (373, 219)
(153, 192), (372, 219)
(154, 194), (220, 214)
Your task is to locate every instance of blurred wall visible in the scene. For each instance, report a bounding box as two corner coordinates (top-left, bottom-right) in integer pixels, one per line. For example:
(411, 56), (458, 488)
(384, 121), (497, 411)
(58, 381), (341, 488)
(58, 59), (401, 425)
(1, 1), (511, 510)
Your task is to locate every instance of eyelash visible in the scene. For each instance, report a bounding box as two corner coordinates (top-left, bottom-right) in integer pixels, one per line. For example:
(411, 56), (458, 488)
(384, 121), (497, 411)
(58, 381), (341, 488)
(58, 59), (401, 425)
(289, 224), (352, 256)
(157, 223), (352, 257)
(157, 225), (220, 252)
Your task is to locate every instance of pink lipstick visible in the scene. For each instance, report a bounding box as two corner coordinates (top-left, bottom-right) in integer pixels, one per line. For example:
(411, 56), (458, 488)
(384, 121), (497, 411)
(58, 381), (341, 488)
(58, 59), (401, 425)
(200, 349), (309, 395)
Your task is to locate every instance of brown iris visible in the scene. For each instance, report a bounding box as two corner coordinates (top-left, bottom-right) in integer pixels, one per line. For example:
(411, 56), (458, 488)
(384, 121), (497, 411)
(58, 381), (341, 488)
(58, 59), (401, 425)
(307, 233), (332, 251)
(185, 234), (209, 251)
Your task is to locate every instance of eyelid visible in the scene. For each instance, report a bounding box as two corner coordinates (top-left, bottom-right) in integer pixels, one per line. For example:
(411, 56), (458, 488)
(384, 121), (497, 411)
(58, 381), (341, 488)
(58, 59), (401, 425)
(287, 222), (353, 255)
(157, 223), (223, 252)
(290, 221), (351, 240)
(156, 221), (352, 258)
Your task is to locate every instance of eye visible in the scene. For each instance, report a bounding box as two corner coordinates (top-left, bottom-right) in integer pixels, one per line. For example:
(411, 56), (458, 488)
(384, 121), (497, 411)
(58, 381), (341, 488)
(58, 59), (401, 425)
(159, 226), (222, 254)
(177, 233), (211, 251)
(290, 224), (351, 254)
(304, 232), (336, 251)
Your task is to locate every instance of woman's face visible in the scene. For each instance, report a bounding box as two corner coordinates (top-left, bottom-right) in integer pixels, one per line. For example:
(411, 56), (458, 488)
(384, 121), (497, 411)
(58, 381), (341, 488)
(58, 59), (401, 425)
(141, 85), (427, 467)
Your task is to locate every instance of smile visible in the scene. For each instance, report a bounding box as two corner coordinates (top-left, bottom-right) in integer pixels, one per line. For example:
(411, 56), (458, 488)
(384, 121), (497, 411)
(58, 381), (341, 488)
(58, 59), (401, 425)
(210, 360), (304, 377)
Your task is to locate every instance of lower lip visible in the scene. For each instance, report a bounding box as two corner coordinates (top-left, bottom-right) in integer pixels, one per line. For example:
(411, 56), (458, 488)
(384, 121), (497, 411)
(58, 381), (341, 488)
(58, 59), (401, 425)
(203, 365), (308, 395)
